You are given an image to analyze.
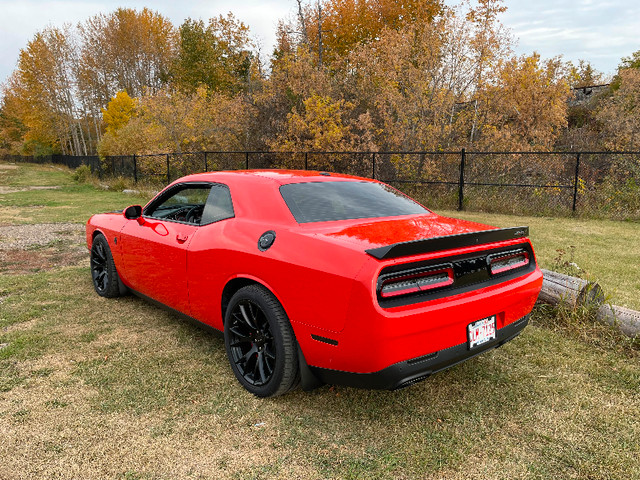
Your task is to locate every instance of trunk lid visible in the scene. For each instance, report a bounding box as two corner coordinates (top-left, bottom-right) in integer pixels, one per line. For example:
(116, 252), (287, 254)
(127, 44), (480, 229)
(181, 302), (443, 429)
(296, 213), (499, 252)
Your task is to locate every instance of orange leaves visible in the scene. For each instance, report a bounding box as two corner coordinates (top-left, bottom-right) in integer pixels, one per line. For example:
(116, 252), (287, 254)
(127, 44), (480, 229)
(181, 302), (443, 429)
(304, 0), (444, 63)
(76, 7), (177, 103)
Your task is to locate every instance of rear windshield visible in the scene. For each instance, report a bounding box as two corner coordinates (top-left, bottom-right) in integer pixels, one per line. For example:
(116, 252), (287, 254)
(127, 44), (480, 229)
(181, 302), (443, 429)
(280, 181), (428, 223)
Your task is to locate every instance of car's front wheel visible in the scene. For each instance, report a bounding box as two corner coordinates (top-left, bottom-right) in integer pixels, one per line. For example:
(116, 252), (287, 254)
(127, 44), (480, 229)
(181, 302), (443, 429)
(90, 234), (123, 298)
(224, 285), (299, 397)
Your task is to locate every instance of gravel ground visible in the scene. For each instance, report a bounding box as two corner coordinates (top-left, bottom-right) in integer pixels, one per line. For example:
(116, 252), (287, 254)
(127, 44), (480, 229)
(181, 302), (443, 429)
(0, 223), (87, 274)
(0, 222), (84, 250)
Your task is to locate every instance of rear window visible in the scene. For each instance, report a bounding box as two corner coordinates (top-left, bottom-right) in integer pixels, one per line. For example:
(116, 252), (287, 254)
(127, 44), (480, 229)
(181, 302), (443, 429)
(280, 181), (428, 223)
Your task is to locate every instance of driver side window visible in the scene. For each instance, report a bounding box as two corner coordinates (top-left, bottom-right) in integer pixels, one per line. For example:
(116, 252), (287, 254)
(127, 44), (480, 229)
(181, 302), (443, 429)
(145, 185), (211, 225)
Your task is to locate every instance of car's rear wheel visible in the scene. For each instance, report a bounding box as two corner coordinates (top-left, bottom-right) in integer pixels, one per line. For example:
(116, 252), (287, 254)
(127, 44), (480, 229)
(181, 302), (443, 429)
(90, 234), (123, 298)
(224, 285), (299, 397)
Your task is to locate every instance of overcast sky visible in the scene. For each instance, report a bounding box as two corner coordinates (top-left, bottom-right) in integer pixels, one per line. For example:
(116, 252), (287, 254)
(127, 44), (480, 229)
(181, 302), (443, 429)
(1, 0), (639, 87)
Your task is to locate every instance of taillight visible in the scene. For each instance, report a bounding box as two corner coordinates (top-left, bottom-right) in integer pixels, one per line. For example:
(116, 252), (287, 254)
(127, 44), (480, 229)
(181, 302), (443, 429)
(380, 266), (454, 298)
(488, 249), (530, 275)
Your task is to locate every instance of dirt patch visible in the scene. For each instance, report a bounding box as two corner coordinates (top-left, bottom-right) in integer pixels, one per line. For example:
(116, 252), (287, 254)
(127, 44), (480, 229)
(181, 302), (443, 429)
(0, 164), (18, 170)
(0, 223), (87, 274)
(0, 247), (87, 275)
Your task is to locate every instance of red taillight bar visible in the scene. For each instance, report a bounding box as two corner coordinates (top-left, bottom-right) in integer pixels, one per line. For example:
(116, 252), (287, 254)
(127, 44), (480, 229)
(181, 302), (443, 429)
(380, 267), (454, 298)
(488, 250), (530, 275)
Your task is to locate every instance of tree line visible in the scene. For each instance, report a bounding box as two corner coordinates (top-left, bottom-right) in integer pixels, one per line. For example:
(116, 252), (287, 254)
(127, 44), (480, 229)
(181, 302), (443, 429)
(1, 0), (639, 159)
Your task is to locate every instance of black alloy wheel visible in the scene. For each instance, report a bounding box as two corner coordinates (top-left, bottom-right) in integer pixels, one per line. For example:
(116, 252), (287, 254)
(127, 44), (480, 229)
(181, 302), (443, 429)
(224, 285), (299, 397)
(90, 234), (122, 298)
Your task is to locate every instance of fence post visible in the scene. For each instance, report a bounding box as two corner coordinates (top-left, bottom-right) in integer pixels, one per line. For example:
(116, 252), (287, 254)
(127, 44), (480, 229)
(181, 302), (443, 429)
(133, 154), (137, 184)
(572, 152), (581, 213)
(245, 152), (249, 170)
(204, 151), (208, 172)
(166, 154), (170, 184)
(372, 152), (376, 179)
(458, 148), (466, 211)
(304, 152), (308, 170)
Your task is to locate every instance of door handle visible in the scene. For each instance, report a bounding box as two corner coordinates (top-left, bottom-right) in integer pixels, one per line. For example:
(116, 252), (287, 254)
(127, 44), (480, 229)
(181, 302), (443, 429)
(176, 233), (189, 243)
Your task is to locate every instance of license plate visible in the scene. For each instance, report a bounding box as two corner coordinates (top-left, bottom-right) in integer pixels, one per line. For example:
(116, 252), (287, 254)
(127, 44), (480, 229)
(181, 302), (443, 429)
(467, 315), (496, 349)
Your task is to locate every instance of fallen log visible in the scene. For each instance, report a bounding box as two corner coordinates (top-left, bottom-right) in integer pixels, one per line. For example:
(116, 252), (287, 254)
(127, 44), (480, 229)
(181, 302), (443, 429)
(596, 304), (640, 338)
(538, 268), (604, 307)
(538, 268), (640, 338)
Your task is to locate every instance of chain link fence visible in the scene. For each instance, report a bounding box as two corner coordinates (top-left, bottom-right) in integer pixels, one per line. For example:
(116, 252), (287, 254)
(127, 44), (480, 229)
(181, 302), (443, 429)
(3, 150), (639, 220)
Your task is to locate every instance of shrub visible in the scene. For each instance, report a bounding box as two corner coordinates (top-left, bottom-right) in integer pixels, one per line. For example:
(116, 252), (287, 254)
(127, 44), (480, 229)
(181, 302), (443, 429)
(72, 165), (92, 183)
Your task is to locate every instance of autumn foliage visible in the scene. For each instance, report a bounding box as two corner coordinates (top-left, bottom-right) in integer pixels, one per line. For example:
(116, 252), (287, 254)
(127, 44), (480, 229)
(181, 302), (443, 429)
(0, 1), (636, 159)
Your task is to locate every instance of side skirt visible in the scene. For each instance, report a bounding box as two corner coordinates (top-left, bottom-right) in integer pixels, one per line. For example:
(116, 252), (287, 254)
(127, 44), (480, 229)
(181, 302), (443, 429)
(128, 289), (223, 337)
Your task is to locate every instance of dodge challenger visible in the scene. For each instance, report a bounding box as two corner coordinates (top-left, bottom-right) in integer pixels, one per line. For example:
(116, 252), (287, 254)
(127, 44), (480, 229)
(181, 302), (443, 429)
(86, 170), (543, 397)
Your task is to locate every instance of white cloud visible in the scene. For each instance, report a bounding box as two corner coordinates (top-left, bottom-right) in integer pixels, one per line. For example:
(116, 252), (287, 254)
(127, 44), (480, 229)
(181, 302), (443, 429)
(501, 0), (640, 73)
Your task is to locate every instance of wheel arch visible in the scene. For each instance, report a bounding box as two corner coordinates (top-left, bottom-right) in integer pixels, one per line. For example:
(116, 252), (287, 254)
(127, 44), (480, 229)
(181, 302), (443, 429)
(220, 276), (323, 393)
(221, 276), (282, 326)
(90, 228), (110, 248)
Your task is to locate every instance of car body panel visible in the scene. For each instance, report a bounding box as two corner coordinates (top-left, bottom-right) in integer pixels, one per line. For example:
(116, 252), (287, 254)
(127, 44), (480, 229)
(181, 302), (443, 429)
(119, 218), (198, 313)
(87, 170), (543, 389)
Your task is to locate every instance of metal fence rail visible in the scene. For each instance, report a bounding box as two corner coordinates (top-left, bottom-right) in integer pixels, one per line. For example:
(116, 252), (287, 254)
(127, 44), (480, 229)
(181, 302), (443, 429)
(3, 150), (639, 220)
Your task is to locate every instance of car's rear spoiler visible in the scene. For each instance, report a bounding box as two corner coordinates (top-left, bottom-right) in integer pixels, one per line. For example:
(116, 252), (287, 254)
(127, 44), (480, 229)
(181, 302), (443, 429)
(365, 226), (530, 260)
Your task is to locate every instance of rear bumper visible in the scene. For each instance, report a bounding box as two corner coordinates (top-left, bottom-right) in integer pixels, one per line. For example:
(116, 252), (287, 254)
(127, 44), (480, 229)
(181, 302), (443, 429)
(309, 315), (529, 390)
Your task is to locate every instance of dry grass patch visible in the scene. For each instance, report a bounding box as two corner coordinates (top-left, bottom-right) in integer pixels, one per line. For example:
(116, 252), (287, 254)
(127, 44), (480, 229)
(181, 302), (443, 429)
(1, 266), (639, 479)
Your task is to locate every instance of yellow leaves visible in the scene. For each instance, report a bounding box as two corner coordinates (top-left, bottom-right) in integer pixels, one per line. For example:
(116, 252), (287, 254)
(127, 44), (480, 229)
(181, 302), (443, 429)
(102, 91), (137, 136)
(270, 93), (380, 153)
(97, 87), (255, 156)
(277, 94), (351, 151)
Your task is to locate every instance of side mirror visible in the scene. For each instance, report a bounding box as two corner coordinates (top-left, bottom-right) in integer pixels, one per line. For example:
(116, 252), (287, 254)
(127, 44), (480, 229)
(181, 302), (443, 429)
(124, 205), (143, 220)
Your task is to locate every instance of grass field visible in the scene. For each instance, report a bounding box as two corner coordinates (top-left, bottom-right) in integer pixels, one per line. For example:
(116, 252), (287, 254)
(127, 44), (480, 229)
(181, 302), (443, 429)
(1, 161), (639, 479)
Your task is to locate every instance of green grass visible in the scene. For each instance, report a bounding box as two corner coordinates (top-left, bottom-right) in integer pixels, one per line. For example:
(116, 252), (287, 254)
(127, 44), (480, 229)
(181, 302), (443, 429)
(0, 162), (150, 224)
(0, 162), (75, 187)
(437, 210), (640, 310)
(0, 183), (149, 224)
(1, 160), (639, 479)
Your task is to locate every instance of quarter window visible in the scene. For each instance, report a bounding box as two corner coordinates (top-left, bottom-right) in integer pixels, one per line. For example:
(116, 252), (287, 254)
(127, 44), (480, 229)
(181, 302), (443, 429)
(201, 184), (234, 224)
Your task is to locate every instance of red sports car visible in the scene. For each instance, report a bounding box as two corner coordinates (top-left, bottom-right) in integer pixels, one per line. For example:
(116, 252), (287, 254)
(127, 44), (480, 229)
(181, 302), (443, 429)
(86, 170), (542, 397)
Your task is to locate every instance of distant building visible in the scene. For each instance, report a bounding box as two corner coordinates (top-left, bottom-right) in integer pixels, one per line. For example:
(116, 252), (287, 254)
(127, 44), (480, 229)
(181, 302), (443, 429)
(569, 84), (610, 106)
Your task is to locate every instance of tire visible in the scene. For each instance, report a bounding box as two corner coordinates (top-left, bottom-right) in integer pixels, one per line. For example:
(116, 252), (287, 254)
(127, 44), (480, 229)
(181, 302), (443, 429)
(90, 234), (123, 298)
(224, 285), (300, 397)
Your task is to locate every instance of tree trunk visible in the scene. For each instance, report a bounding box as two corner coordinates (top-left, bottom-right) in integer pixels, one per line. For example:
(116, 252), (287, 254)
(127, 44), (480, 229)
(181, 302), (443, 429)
(78, 122), (88, 155)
